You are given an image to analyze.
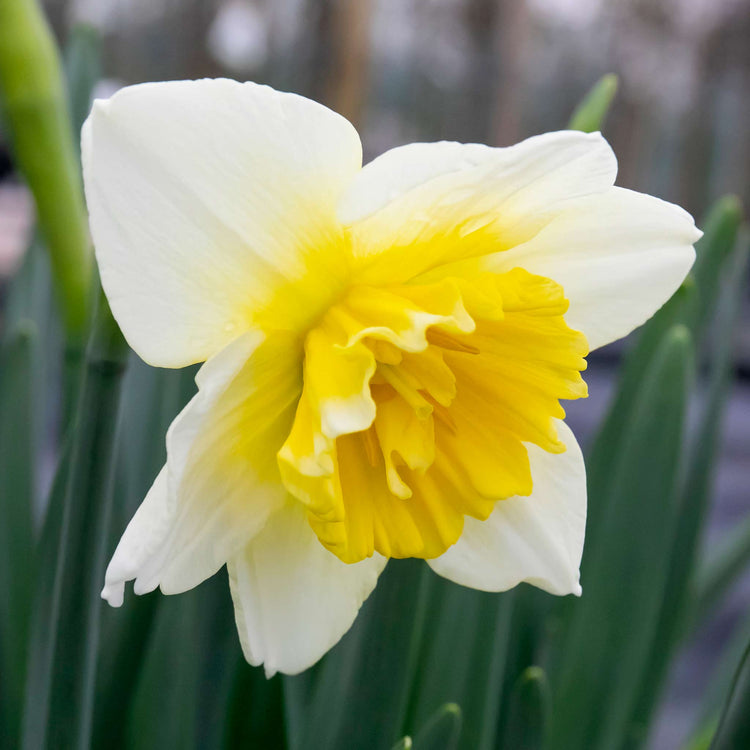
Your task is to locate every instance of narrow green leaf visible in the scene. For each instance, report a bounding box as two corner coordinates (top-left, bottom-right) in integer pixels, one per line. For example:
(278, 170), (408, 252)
(627, 233), (749, 739)
(391, 738), (413, 750)
(690, 196), (743, 334)
(413, 703), (462, 750)
(126, 575), (239, 750)
(405, 581), (514, 750)
(686, 720), (718, 750)
(288, 559), (433, 750)
(694, 608), (750, 738)
(567, 74), (618, 132)
(63, 23), (100, 162)
(0, 322), (37, 746)
(694, 516), (750, 632)
(549, 326), (694, 750)
(584, 279), (698, 546)
(499, 667), (550, 750)
(709, 638), (750, 749)
(92, 365), (195, 748)
(21, 293), (128, 750)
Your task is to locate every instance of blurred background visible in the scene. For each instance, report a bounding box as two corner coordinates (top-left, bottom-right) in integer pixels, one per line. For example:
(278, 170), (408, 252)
(1, 1), (749, 747)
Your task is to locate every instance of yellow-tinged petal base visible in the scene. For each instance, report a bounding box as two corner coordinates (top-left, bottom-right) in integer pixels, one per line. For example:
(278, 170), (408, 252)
(278, 268), (588, 563)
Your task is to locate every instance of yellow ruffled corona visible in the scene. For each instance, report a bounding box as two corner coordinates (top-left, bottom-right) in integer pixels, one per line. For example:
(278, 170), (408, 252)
(83, 79), (700, 676)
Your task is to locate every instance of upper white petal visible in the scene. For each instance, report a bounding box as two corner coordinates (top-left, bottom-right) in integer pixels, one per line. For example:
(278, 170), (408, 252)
(339, 131), (617, 284)
(101, 328), (303, 604)
(428, 420), (586, 596)
(83, 78), (362, 367)
(484, 187), (700, 350)
(228, 502), (386, 676)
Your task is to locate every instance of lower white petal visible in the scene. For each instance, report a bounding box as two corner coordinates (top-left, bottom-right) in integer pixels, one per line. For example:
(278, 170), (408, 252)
(102, 329), (302, 604)
(101, 466), (170, 606)
(227, 502), (386, 677)
(428, 420), (585, 596)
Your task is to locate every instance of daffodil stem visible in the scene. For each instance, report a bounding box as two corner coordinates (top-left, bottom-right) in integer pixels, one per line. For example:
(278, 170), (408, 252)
(0, 0), (92, 343)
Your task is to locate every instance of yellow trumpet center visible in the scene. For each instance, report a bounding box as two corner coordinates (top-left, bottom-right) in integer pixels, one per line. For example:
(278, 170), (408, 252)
(277, 268), (588, 563)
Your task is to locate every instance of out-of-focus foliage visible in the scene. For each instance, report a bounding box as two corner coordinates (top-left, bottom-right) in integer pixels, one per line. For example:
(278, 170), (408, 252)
(1, 4), (749, 750)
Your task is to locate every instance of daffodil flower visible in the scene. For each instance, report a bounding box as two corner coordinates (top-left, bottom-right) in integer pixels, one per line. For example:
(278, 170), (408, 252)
(84, 79), (700, 676)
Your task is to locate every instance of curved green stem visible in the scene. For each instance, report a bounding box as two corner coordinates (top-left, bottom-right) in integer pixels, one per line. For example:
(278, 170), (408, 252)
(0, 0), (92, 342)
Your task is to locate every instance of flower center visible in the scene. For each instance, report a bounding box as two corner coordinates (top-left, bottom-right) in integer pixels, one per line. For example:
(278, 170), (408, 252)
(277, 268), (588, 563)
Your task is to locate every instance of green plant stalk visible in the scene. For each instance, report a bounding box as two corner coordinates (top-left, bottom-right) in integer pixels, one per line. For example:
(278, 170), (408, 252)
(0, 0), (92, 342)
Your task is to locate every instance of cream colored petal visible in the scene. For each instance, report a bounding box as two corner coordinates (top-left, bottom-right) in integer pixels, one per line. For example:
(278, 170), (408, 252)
(428, 420), (585, 596)
(83, 79), (361, 367)
(340, 131), (616, 284)
(227, 502), (386, 677)
(101, 329), (303, 604)
(483, 187), (700, 350)
(101, 466), (170, 607)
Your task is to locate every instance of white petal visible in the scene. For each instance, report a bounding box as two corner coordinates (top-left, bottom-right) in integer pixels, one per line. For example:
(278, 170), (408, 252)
(101, 329), (303, 604)
(340, 131), (616, 284)
(101, 466), (170, 607)
(228, 502), (386, 676)
(485, 187), (700, 350)
(428, 420), (585, 596)
(83, 79), (362, 367)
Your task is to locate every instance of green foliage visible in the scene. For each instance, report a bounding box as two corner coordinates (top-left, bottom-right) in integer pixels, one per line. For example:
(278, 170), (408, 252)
(0, 323), (36, 747)
(709, 638), (750, 749)
(567, 74), (619, 133)
(550, 326), (694, 750)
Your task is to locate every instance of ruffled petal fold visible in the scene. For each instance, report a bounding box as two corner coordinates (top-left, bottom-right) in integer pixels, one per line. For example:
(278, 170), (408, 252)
(428, 420), (586, 596)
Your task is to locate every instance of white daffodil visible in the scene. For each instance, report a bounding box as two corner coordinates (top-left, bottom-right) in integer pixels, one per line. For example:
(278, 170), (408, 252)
(83, 78), (700, 677)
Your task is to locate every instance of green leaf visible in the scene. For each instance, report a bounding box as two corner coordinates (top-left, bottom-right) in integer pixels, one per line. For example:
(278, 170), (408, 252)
(627, 232), (749, 739)
(287, 559), (433, 750)
(567, 74), (618, 132)
(685, 720), (719, 750)
(63, 23), (100, 163)
(0, 322), (37, 746)
(690, 196), (743, 335)
(412, 703), (462, 750)
(694, 516), (750, 633)
(499, 667), (550, 750)
(21, 293), (128, 750)
(125, 575), (241, 750)
(404, 581), (515, 750)
(709, 637), (750, 749)
(694, 608), (750, 738)
(549, 326), (694, 750)
(92, 364), (196, 749)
